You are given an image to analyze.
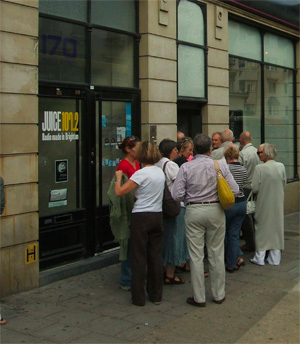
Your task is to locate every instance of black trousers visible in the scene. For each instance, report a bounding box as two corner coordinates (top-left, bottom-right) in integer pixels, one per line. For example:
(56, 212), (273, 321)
(130, 212), (163, 306)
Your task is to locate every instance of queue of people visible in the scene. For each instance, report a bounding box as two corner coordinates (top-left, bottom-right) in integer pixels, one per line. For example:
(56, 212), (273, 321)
(110, 130), (286, 307)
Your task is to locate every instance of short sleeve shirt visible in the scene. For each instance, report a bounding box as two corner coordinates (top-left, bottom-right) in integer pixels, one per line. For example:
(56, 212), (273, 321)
(117, 159), (140, 178)
(130, 166), (165, 213)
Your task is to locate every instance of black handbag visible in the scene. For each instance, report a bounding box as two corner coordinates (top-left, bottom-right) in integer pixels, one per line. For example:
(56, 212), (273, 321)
(162, 161), (181, 217)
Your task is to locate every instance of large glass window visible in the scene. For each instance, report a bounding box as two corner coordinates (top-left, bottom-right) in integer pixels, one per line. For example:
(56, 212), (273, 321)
(228, 21), (261, 61)
(265, 68), (294, 178)
(91, 0), (136, 33)
(229, 58), (261, 148)
(229, 20), (296, 180)
(91, 30), (135, 88)
(39, 0), (87, 22)
(39, 1), (137, 88)
(39, 18), (86, 83)
(177, 0), (206, 99)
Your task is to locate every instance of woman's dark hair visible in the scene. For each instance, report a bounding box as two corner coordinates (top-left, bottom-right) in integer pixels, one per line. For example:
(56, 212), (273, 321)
(118, 135), (140, 154)
(158, 139), (177, 158)
(136, 141), (161, 164)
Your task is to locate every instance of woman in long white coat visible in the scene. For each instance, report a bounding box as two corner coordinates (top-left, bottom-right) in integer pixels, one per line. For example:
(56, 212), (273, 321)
(250, 143), (286, 266)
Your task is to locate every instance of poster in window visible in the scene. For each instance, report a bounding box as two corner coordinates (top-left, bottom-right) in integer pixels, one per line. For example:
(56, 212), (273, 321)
(55, 159), (68, 183)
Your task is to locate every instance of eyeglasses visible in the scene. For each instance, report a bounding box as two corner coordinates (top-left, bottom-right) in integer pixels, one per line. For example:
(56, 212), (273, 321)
(257, 151), (263, 155)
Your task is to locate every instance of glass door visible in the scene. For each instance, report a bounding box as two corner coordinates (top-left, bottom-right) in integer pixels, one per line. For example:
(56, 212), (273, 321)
(94, 94), (140, 252)
(38, 95), (87, 269)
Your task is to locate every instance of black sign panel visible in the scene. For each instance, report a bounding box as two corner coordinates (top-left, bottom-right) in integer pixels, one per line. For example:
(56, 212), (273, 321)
(55, 160), (68, 183)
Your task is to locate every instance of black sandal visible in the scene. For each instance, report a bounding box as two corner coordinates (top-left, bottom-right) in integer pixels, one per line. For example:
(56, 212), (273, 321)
(164, 275), (185, 285)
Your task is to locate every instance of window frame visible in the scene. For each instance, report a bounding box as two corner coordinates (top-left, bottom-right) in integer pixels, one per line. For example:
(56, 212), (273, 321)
(177, 0), (208, 103)
(228, 16), (298, 182)
(39, 0), (140, 90)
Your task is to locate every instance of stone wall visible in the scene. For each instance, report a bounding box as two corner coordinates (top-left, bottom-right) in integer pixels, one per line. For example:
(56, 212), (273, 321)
(0, 0), (39, 296)
(139, 0), (177, 142)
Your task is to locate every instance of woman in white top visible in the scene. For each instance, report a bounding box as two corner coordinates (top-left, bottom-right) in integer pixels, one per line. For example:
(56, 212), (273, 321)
(156, 139), (189, 285)
(115, 141), (165, 306)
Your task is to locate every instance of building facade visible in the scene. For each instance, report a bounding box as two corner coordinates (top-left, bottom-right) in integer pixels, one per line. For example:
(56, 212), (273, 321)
(0, 0), (299, 296)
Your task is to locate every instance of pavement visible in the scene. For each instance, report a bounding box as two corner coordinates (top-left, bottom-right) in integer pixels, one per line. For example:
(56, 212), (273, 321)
(1, 212), (299, 344)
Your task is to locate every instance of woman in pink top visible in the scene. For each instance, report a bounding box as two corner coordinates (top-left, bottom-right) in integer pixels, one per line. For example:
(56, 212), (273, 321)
(116, 136), (140, 290)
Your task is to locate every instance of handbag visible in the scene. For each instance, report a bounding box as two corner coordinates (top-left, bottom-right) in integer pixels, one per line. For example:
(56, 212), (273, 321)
(213, 160), (235, 210)
(162, 161), (181, 217)
(246, 191), (256, 214)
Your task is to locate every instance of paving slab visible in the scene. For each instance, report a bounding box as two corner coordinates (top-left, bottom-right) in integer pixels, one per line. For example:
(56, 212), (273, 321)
(1, 211), (299, 344)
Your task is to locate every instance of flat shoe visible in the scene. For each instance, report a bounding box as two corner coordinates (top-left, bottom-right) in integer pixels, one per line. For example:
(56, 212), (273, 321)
(213, 297), (225, 304)
(164, 275), (185, 285)
(226, 267), (235, 273)
(187, 297), (206, 307)
(250, 259), (264, 266)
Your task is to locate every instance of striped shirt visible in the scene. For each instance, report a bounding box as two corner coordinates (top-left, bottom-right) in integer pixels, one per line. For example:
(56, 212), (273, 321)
(228, 162), (247, 199)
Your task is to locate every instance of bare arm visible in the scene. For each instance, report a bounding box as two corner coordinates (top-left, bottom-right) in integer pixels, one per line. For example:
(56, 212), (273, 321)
(114, 170), (138, 197)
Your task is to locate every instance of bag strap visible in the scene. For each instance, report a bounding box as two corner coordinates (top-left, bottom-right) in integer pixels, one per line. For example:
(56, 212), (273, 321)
(213, 160), (220, 172)
(247, 191), (253, 201)
(162, 161), (169, 174)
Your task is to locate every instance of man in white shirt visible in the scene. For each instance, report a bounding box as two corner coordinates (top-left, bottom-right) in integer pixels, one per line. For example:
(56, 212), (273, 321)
(239, 131), (261, 252)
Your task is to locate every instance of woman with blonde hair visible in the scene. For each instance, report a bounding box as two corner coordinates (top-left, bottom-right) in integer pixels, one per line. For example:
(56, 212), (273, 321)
(223, 145), (247, 272)
(115, 141), (165, 306)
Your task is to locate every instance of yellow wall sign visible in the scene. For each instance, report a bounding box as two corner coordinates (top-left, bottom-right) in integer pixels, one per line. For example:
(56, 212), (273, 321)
(25, 243), (38, 264)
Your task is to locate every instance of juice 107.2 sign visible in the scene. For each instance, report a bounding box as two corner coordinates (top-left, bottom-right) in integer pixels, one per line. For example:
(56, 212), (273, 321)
(41, 111), (79, 142)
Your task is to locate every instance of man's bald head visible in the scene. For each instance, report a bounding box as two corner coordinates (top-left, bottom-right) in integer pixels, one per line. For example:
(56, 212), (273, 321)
(239, 131), (252, 147)
(221, 129), (234, 143)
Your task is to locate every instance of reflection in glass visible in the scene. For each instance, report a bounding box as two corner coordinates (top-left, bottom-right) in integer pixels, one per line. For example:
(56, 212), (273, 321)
(99, 101), (131, 206)
(39, 18), (86, 83)
(264, 67), (294, 178)
(91, 30), (134, 88)
(178, 45), (205, 98)
(229, 57), (261, 146)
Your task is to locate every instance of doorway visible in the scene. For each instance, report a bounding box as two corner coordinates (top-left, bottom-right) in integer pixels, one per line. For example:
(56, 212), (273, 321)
(38, 87), (140, 269)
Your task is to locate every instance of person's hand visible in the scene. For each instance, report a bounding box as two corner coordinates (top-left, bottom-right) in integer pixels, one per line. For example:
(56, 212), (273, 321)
(115, 170), (123, 181)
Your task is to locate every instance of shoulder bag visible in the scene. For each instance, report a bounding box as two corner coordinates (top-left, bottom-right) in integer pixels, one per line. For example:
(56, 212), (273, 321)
(162, 161), (181, 217)
(246, 191), (256, 214)
(213, 160), (235, 210)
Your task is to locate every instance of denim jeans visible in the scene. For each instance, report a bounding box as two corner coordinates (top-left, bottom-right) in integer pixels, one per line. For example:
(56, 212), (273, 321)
(120, 241), (132, 287)
(225, 201), (247, 268)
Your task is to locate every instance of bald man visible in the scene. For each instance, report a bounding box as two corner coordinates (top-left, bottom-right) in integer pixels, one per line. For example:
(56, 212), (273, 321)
(177, 131), (185, 141)
(239, 131), (261, 252)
